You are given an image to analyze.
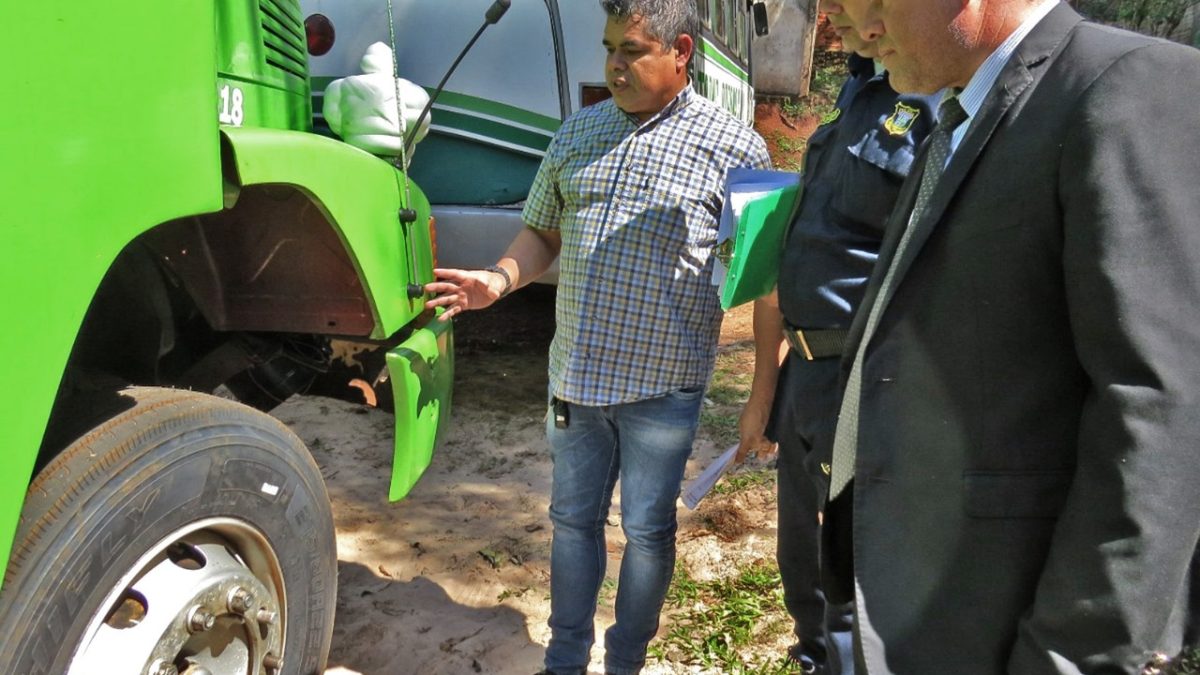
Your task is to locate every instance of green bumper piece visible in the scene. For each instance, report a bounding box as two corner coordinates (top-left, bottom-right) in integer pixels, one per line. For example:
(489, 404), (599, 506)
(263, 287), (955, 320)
(386, 314), (455, 500)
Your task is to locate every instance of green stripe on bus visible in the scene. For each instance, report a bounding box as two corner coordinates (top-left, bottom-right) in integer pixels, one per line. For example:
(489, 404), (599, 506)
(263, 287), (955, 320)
(425, 89), (560, 133)
(309, 78), (560, 133)
(698, 40), (749, 83)
(432, 109), (551, 153)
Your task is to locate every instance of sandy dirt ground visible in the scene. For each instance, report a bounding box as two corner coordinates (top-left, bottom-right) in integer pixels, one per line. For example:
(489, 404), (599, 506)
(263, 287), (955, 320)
(270, 286), (784, 674)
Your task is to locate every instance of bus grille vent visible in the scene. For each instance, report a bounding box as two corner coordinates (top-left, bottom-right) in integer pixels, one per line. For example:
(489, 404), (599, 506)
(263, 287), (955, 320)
(259, 0), (308, 80)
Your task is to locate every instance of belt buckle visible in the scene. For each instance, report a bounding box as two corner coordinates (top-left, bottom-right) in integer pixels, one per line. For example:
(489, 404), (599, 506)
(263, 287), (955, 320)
(786, 327), (815, 361)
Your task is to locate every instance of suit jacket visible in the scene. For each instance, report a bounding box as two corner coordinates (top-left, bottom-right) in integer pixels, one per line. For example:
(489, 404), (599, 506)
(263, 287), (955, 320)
(823, 5), (1200, 673)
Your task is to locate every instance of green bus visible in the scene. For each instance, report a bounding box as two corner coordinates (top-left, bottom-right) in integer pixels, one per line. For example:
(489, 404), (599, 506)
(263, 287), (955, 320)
(0, 1), (454, 672)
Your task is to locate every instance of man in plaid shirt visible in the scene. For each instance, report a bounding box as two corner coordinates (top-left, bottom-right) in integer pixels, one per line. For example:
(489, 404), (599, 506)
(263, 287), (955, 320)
(426, 1), (769, 672)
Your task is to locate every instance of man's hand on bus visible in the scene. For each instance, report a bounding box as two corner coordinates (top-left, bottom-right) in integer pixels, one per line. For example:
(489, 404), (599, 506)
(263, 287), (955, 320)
(424, 267), (508, 320)
(424, 226), (561, 320)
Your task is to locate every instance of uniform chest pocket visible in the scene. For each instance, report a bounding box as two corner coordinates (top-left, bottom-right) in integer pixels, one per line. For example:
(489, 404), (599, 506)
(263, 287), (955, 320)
(829, 129), (916, 236)
(850, 129), (917, 176)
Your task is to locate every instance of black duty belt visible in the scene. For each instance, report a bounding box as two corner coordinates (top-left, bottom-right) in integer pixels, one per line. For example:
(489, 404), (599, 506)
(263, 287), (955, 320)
(783, 325), (848, 360)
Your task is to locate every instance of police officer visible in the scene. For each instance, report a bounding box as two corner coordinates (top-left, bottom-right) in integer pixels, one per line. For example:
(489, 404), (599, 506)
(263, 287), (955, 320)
(736, 3), (940, 672)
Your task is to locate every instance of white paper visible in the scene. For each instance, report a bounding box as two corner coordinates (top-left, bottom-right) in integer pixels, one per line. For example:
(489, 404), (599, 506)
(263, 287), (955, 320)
(681, 443), (740, 510)
(711, 254), (729, 287)
(713, 167), (805, 290)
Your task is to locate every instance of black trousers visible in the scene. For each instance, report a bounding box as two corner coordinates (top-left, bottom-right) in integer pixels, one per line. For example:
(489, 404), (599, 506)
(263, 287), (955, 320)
(768, 354), (855, 673)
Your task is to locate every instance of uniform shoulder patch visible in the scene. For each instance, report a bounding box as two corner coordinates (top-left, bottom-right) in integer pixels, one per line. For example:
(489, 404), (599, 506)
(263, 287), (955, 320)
(820, 107), (842, 126)
(883, 102), (920, 136)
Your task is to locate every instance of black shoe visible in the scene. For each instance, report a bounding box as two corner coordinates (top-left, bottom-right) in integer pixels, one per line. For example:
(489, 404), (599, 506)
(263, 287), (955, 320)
(786, 644), (819, 674)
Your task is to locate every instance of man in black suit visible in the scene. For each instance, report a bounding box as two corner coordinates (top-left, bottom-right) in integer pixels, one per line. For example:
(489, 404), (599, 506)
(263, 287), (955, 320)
(820, 0), (1200, 672)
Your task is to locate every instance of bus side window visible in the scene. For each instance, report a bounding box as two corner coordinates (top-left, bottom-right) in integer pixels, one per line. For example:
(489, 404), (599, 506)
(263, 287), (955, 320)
(736, 2), (747, 59)
(713, 0), (726, 42)
(727, 0), (737, 57)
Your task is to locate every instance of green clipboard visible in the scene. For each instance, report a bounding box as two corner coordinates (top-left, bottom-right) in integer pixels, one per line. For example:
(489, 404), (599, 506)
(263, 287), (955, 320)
(714, 168), (803, 310)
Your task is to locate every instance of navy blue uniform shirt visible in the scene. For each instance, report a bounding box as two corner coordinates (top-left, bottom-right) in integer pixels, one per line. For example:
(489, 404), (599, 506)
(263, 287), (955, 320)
(777, 55), (941, 329)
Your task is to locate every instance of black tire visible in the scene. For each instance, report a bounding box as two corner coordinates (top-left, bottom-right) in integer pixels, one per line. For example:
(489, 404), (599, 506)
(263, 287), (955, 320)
(0, 387), (337, 675)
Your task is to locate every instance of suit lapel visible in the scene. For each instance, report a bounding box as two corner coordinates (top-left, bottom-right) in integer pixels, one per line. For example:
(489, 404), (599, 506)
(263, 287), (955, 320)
(872, 4), (1084, 319)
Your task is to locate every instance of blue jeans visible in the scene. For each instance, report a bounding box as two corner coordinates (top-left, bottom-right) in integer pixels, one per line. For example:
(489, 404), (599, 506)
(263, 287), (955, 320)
(543, 388), (704, 675)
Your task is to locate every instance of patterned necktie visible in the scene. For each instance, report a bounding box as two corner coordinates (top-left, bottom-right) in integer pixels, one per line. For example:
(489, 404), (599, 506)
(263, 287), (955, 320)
(827, 95), (969, 500)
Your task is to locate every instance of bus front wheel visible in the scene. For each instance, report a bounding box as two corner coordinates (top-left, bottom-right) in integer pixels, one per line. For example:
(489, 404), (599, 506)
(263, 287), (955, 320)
(0, 387), (337, 675)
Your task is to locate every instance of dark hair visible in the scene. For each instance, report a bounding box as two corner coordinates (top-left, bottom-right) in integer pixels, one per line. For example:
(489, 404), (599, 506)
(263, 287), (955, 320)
(599, 0), (700, 50)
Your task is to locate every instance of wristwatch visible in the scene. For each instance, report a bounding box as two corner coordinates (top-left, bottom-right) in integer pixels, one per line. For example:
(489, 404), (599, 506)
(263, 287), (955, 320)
(483, 264), (512, 297)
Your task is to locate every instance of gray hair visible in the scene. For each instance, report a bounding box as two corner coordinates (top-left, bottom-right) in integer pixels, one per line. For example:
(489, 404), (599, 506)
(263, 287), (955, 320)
(599, 0), (700, 50)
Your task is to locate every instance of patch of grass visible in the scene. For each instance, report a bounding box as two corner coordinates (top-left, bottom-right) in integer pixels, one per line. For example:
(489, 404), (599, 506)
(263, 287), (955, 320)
(708, 347), (754, 402)
(598, 576), (618, 606)
(650, 560), (802, 673)
(1177, 646), (1200, 674)
(764, 130), (807, 157)
(701, 343), (756, 446)
(762, 127), (806, 174)
(779, 97), (808, 119)
(664, 561), (702, 605)
(775, 135), (807, 155)
(777, 51), (850, 125)
(809, 59), (845, 101)
(713, 466), (777, 496)
(707, 380), (748, 406)
(1151, 646), (1200, 674)
(700, 409), (741, 448)
(775, 157), (804, 173)
(497, 586), (531, 602)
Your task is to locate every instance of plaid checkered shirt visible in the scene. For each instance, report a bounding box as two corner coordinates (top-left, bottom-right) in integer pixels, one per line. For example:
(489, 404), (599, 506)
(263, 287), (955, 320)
(523, 85), (771, 406)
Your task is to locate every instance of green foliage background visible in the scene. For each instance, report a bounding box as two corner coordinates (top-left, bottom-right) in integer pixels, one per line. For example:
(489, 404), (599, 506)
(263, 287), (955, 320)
(1071, 0), (1200, 44)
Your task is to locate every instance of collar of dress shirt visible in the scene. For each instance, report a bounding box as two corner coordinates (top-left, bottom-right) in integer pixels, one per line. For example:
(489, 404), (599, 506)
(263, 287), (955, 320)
(951, 0), (1059, 152)
(620, 82), (697, 130)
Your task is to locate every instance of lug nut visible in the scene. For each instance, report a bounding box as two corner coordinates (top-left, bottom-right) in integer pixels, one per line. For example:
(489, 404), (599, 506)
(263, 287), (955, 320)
(227, 587), (254, 615)
(263, 653), (283, 671)
(256, 608), (278, 625)
(187, 606), (216, 633)
(151, 661), (178, 675)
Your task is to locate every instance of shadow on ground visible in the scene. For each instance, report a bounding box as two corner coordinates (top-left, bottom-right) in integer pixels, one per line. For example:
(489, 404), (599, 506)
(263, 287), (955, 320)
(277, 286), (559, 675)
(326, 561), (543, 674)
